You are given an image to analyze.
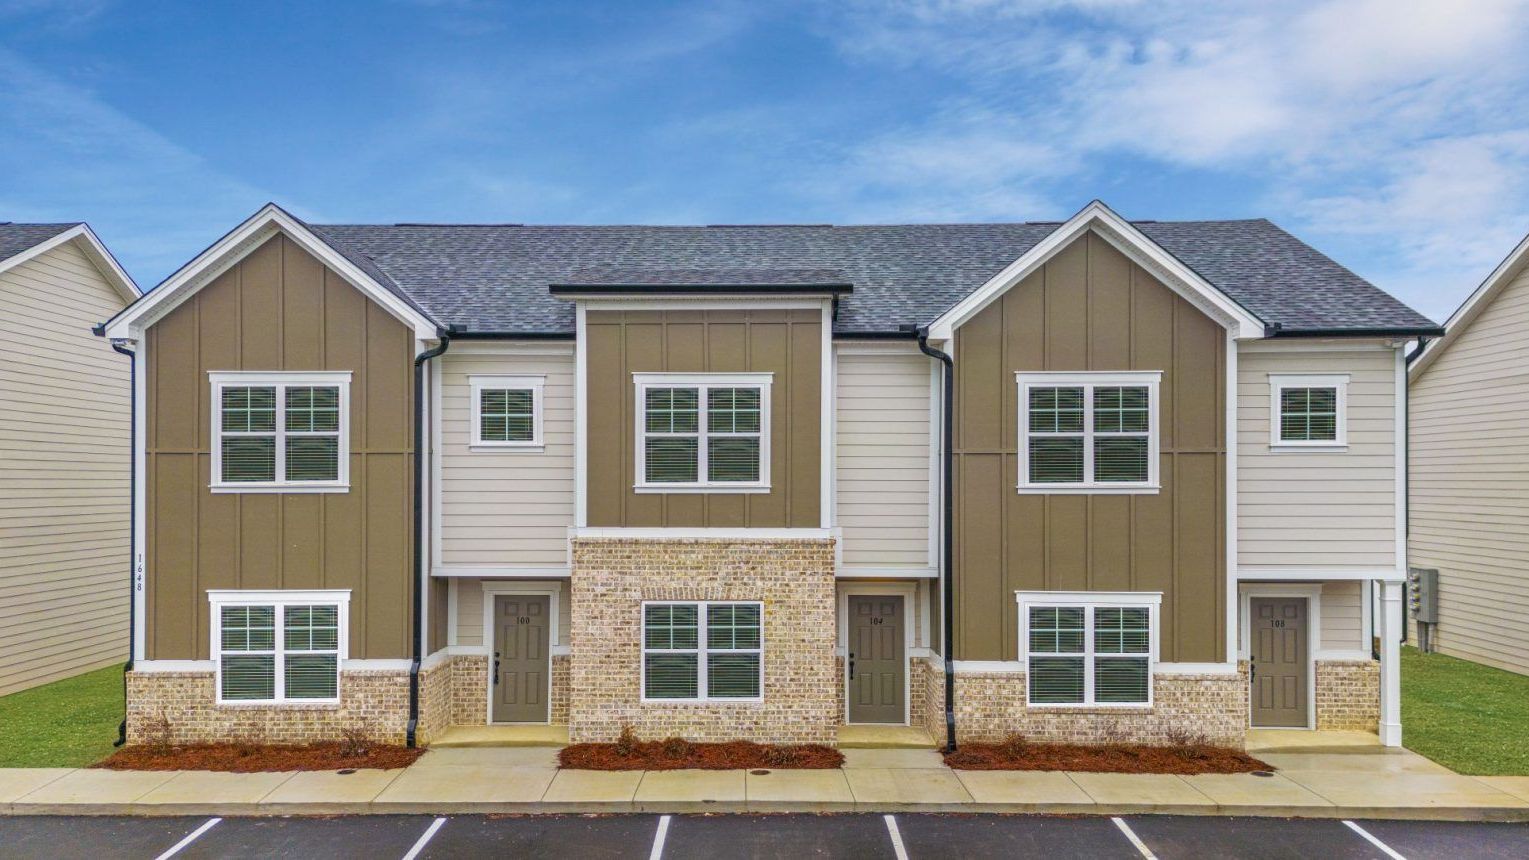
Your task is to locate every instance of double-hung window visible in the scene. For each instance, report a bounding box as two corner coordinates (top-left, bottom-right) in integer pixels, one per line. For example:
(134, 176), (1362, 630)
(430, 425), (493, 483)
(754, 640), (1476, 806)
(210, 371), (351, 491)
(210, 590), (349, 704)
(1269, 374), (1348, 450)
(470, 375), (545, 449)
(642, 601), (763, 701)
(1016, 372), (1161, 492)
(1018, 592), (1159, 706)
(634, 373), (772, 491)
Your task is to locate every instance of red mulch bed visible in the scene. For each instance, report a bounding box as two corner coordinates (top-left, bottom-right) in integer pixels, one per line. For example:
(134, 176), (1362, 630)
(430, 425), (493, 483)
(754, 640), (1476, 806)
(94, 742), (424, 773)
(944, 740), (1272, 775)
(559, 738), (844, 771)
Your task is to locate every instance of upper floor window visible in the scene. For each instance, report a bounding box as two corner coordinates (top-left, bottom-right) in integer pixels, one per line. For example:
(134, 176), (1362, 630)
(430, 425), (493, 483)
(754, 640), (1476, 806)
(470, 375), (544, 450)
(210, 371), (351, 492)
(1018, 591), (1160, 707)
(1269, 374), (1348, 450)
(210, 589), (349, 705)
(1016, 371), (1161, 493)
(633, 373), (772, 492)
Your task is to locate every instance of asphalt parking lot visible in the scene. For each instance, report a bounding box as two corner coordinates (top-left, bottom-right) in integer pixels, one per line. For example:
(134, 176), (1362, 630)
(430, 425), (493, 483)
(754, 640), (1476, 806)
(3, 813), (1529, 859)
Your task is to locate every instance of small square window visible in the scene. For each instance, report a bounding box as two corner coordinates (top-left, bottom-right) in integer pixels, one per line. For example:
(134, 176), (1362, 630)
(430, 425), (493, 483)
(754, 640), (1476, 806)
(1270, 375), (1348, 449)
(470, 376), (545, 449)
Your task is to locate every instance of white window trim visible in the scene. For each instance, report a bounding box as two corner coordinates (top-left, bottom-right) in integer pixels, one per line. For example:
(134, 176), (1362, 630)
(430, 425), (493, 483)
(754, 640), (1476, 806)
(469, 374), (546, 451)
(1015, 590), (1161, 708)
(633, 372), (773, 493)
(208, 589), (351, 706)
(640, 600), (764, 704)
(209, 371), (352, 493)
(1015, 371), (1161, 494)
(1268, 373), (1349, 451)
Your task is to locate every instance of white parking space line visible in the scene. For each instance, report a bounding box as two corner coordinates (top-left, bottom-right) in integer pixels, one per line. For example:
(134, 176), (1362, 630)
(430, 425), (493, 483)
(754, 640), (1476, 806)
(649, 815), (672, 860)
(401, 816), (447, 860)
(153, 817), (221, 860)
(883, 814), (909, 860)
(1110, 817), (1158, 860)
(1344, 820), (1407, 860)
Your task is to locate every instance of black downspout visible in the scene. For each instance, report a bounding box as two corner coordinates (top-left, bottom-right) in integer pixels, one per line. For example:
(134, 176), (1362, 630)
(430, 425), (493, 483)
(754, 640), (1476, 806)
(911, 325), (957, 753)
(407, 330), (452, 748)
(111, 341), (135, 748)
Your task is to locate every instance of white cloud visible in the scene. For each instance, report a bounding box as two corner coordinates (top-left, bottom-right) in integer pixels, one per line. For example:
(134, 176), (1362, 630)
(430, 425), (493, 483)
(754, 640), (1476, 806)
(0, 50), (275, 285)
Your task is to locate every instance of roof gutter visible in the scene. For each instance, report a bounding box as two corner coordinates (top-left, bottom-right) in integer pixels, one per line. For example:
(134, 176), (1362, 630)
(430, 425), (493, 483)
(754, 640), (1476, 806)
(907, 323), (957, 753)
(1263, 323), (1445, 339)
(448, 331), (576, 341)
(407, 327), (454, 748)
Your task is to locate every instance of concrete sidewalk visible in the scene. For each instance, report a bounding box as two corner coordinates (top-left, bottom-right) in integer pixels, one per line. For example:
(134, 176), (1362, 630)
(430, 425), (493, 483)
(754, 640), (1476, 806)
(4, 744), (1529, 821)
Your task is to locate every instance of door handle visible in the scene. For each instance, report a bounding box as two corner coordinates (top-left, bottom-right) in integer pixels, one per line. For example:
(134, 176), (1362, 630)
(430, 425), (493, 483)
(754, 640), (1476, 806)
(493, 651), (500, 685)
(848, 652), (855, 681)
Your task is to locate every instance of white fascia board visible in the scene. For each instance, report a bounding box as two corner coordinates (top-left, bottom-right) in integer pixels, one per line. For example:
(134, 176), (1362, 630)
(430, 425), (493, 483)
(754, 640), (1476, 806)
(1410, 228), (1529, 378)
(0, 224), (141, 303)
(925, 200), (1265, 342)
(102, 203), (438, 340)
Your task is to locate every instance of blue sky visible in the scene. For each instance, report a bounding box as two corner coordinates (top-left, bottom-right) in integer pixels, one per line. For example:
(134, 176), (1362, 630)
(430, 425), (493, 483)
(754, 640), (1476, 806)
(4, 0), (1529, 320)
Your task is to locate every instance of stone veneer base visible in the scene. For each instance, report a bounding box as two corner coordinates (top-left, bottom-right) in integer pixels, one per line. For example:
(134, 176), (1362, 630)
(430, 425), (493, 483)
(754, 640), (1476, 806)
(568, 537), (838, 744)
(1315, 659), (1380, 731)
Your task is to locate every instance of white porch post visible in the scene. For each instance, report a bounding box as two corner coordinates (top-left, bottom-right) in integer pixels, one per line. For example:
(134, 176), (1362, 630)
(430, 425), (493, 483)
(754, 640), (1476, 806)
(1378, 580), (1403, 747)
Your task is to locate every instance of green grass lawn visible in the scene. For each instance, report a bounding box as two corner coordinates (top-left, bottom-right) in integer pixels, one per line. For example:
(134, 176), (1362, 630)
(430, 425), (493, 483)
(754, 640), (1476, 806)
(1403, 645), (1529, 775)
(0, 664), (125, 768)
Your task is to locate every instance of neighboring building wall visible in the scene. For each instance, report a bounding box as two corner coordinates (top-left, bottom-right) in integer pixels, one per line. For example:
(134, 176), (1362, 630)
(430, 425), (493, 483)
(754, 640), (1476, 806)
(1237, 344), (1399, 570)
(951, 231), (1228, 664)
(1411, 264), (1529, 673)
(568, 538), (837, 743)
(584, 308), (823, 528)
(144, 234), (416, 660)
(835, 347), (934, 570)
(0, 240), (132, 693)
(436, 345), (575, 572)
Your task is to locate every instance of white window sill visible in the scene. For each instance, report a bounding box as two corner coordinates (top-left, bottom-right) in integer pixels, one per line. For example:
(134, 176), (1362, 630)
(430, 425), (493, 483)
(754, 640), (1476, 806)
(1016, 484), (1160, 495)
(214, 700), (341, 709)
(634, 485), (772, 495)
(210, 484), (351, 494)
(1269, 443), (1348, 453)
(639, 698), (765, 705)
(470, 443), (545, 453)
(1025, 702), (1152, 711)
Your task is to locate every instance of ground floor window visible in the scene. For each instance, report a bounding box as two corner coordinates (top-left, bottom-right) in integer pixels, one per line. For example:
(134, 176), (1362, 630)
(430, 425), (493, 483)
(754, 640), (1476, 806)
(209, 589), (350, 704)
(642, 601), (762, 702)
(1017, 592), (1160, 706)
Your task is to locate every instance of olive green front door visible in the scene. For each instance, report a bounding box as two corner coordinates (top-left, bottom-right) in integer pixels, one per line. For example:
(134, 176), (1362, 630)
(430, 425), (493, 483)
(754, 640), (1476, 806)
(1251, 597), (1308, 728)
(493, 595), (550, 723)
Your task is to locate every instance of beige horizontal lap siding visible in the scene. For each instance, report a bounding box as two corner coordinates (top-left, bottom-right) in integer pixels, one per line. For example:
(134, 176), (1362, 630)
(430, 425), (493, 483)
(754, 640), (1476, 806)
(1237, 345), (1398, 569)
(1320, 581), (1365, 653)
(454, 578), (571, 647)
(1410, 263), (1529, 674)
(834, 350), (933, 569)
(0, 240), (130, 694)
(437, 350), (575, 569)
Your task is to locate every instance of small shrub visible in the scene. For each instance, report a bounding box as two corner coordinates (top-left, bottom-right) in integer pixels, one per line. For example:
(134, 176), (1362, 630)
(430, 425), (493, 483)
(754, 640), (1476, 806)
(660, 736), (693, 759)
(339, 725), (373, 758)
(762, 744), (801, 767)
(140, 711), (173, 754)
(614, 725), (640, 757)
(999, 733), (1029, 758)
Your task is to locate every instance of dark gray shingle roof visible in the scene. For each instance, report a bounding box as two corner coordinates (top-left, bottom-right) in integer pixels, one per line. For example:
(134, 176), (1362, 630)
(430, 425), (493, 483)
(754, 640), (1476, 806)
(304, 220), (1437, 335)
(0, 223), (78, 266)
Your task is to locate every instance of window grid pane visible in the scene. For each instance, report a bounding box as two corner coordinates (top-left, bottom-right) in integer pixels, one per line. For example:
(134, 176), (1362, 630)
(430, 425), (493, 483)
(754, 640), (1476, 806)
(1280, 386), (1338, 442)
(1028, 604), (1152, 706)
(1025, 382), (1152, 486)
(218, 602), (339, 702)
(643, 603), (761, 701)
(480, 388), (536, 442)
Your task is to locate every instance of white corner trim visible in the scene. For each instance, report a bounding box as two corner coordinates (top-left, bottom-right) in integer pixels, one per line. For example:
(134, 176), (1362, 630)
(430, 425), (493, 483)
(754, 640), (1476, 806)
(926, 200), (1265, 341)
(0, 223), (141, 301)
(1156, 662), (1241, 676)
(1236, 566), (1406, 583)
(574, 303), (588, 528)
(206, 588), (353, 604)
(468, 374), (546, 448)
(432, 565), (572, 579)
(101, 203), (438, 340)
(1394, 345), (1407, 581)
(836, 566), (939, 579)
(1013, 590), (1163, 606)
(951, 660), (1027, 674)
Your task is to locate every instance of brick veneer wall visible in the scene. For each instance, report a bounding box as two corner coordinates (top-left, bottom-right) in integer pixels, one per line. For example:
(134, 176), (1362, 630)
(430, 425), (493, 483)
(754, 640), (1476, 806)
(550, 654), (570, 725)
(951, 663), (1250, 747)
(568, 537), (838, 744)
(451, 655), (489, 726)
(1315, 659), (1380, 731)
(918, 657), (946, 743)
(126, 659), (453, 746)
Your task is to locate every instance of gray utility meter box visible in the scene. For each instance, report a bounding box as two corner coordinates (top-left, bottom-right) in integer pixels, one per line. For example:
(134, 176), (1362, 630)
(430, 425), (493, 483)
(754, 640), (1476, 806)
(1409, 567), (1439, 624)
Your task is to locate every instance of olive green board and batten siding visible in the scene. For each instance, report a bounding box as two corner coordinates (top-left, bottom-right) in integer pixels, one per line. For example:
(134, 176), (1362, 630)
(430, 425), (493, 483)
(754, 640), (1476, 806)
(584, 308), (822, 528)
(951, 233), (1227, 664)
(144, 234), (427, 661)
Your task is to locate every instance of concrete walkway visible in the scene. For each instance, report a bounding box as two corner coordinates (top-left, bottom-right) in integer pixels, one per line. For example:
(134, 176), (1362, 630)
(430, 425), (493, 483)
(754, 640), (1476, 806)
(4, 745), (1529, 821)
